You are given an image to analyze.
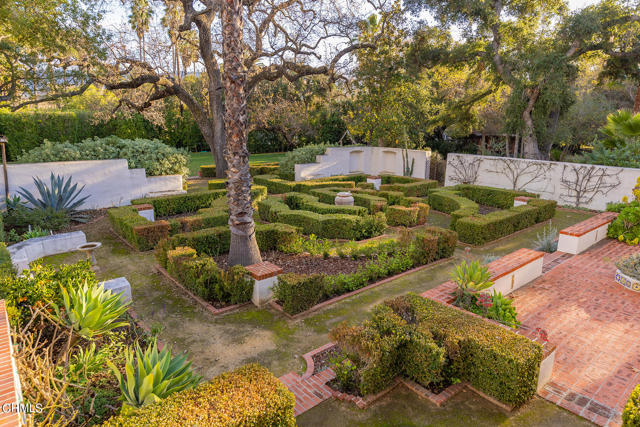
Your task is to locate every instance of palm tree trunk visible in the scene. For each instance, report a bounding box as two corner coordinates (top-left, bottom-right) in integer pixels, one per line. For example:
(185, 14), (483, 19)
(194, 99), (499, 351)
(634, 81), (640, 114)
(221, 0), (262, 266)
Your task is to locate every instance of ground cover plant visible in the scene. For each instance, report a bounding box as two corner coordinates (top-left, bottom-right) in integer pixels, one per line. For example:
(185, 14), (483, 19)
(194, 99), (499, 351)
(329, 294), (541, 406)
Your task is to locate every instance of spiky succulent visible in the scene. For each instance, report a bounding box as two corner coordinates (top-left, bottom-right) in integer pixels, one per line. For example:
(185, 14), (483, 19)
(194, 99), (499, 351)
(53, 281), (130, 340)
(450, 260), (494, 293)
(17, 173), (89, 213)
(108, 339), (201, 410)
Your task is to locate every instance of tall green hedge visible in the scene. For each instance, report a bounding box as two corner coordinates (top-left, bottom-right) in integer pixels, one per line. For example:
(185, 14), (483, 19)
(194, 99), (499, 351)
(330, 294), (542, 406)
(454, 185), (537, 209)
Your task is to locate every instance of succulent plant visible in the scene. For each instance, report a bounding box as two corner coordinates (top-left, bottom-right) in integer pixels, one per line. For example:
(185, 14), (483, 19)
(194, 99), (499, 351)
(17, 173), (89, 213)
(533, 225), (558, 253)
(451, 260), (494, 293)
(53, 281), (130, 341)
(108, 339), (201, 410)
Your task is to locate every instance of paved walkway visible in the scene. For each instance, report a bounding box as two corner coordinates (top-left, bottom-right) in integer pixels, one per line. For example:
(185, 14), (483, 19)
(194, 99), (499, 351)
(512, 240), (640, 426)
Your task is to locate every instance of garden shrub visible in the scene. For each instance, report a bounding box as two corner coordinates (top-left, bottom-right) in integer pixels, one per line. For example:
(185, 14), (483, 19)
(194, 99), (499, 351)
(0, 243), (13, 276)
(311, 174), (367, 183)
(380, 176), (422, 184)
(408, 231), (439, 266)
(253, 174), (296, 194)
(608, 204), (640, 245)
(386, 206), (419, 227)
(273, 273), (326, 315)
(330, 294), (542, 406)
(0, 260), (96, 325)
(132, 190), (227, 217)
(413, 202), (430, 225)
(257, 196), (385, 240)
(102, 364), (295, 427)
(454, 185), (537, 209)
(167, 248), (253, 305)
(207, 179), (227, 190)
(292, 180), (355, 193)
(357, 182), (375, 189)
(428, 190), (479, 222)
(158, 223), (299, 265)
(380, 180), (437, 197)
(3, 205), (71, 234)
(418, 226), (457, 259)
(278, 144), (332, 180)
(200, 165), (218, 177)
(526, 198), (557, 222)
(17, 136), (189, 177)
(284, 192), (367, 216)
(107, 207), (170, 251)
(623, 384), (640, 426)
(455, 203), (551, 246)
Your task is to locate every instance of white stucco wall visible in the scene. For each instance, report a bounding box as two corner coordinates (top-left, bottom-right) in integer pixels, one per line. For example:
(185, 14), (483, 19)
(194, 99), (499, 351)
(1, 159), (183, 209)
(295, 146), (431, 181)
(444, 153), (640, 210)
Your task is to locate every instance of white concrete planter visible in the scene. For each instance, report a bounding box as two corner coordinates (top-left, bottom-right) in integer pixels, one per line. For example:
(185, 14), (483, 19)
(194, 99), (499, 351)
(367, 177), (382, 190)
(335, 192), (355, 206)
(615, 269), (640, 292)
(8, 231), (87, 273)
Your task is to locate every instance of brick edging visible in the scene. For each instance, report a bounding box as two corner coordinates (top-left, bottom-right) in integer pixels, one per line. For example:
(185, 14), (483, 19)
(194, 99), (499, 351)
(155, 265), (250, 316)
(270, 257), (455, 320)
(302, 342), (337, 379)
(0, 300), (22, 427)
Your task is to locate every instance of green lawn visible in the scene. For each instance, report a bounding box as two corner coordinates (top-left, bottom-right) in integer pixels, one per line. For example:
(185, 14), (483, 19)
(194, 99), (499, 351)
(188, 151), (286, 176)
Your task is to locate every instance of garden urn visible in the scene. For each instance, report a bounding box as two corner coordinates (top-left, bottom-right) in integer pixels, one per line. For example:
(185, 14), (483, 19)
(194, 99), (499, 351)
(335, 192), (355, 206)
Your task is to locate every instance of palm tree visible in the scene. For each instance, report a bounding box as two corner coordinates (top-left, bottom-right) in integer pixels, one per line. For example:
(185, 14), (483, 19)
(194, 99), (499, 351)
(129, 0), (153, 61)
(221, 0), (262, 266)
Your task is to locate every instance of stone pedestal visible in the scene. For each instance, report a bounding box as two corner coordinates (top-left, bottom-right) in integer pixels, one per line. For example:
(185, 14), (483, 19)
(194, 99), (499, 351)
(134, 204), (155, 222)
(335, 192), (354, 206)
(367, 176), (381, 190)
(246, 262), (283, 306)
(102, 277), (132, 303)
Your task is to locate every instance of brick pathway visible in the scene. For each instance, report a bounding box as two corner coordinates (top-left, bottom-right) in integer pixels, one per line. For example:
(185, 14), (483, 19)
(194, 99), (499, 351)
(512, 240), (640, 426)
(279, 369), (335, 416)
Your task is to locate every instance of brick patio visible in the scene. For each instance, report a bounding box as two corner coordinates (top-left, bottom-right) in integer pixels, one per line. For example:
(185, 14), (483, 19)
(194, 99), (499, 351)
(512, 239), (640, 426)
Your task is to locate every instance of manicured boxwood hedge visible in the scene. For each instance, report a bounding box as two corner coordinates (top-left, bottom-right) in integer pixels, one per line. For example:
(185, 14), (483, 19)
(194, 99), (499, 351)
(310, 188), (387, 213)
(380, 180), (437, 197)
(386, 205), (419, 227)
(166, 246), (253, 305)
(284, 192), (368, 216)
(253, 174), (356, 195)
(107, 207), (170, 251)
(623, 384), (640, 426)
(200, 162), (280, 178)
(132, 186), (267, 218)
(454, 184), (537, 209)
(527, 198), (557, 222)
(102, 364), (295, 427)
(157, 222), (299, 265)
(257, 196), (386, 240)
(455, 202), (555, 245)
(132, 190), (227, 217)
(330, 294), (542, 406)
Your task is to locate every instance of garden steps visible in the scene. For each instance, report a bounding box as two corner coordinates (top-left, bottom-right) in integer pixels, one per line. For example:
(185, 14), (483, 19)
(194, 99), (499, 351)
(558, 212), (618, 254)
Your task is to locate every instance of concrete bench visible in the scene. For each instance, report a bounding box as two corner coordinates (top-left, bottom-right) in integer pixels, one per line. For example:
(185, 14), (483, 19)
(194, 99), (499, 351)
(8, 231), (86, 273)
(557, 212), (618, 255)
(486, 248), (545, 295)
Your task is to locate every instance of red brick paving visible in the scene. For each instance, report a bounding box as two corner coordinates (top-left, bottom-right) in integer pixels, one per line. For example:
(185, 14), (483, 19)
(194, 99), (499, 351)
(512, 239), (640, 426)
(279, 369), (335, 416)
(0, 300), (21, 427)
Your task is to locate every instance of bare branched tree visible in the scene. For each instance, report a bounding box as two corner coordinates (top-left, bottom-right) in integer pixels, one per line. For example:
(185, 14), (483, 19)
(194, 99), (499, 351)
(559, 164), (622, 208)
(491, 158), (553, 191)
(447, 155), (481, 185)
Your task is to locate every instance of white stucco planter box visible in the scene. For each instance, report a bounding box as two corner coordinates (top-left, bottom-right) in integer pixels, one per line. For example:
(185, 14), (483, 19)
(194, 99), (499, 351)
(537, 346), (557, 391)
(134, 204), (155, 222)
(102, 277), (133, 303)
(557, 212), (617, 255)
(8, 231), (87, 273)
(614, 269), (640, 292)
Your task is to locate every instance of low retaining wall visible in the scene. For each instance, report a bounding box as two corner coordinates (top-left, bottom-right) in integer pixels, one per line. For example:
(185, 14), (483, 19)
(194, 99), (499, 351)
(295, 146), (431, 181)
(2, 159), (183, 209)
(8, 231), (86, 273)
(444, 153), (640, 210)
(487, 248), (545, 295)
(0, 300), (23, 427)
(557, 212), (618, 254)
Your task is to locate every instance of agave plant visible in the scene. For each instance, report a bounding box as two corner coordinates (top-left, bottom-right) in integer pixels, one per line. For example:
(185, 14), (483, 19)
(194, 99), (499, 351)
(451, 260), (494, 293)
(4, 194), (24, 211)
(108, 339), (201, 410)
(53, 281), (130, 342)
(17, 173), (90, 213)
